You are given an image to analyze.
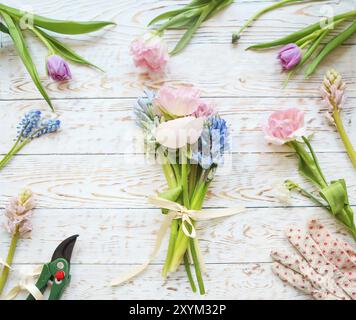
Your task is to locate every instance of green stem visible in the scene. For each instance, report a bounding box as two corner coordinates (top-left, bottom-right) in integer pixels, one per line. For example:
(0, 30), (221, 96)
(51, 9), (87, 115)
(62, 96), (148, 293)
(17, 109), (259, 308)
(162, 219), (179, 278)
(0, 138), (30, 171)
(189, 238), (205, 295)
(181, 162), (190, 208)
(183, 253), (197, 293)
(333, 110), (356, 168)
(0, 231), (19, 295)
(301, 136), (328, 187)
(232, 0), (299, 44)
(28, 25), (55, 55)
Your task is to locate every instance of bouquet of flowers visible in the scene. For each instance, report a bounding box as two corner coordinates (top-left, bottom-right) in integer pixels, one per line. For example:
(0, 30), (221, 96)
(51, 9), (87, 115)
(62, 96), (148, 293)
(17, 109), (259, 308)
(264, 108), (356, 240)
(0, 110), (61, 172)
(111, 85), (244, 294)
(0, 3), (114, 110)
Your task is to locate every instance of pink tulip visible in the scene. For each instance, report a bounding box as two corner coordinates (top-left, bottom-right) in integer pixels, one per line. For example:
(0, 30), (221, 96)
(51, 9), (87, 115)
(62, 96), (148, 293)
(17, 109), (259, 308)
(264, 108), (305, 145)
(130, 33), (169, 74)
(154, 85), (201, 117)
(47, 55), (72, 81)
(278, 44), (302, 71)
(193, 102), (216, 118)
(155, 116), (204, 149)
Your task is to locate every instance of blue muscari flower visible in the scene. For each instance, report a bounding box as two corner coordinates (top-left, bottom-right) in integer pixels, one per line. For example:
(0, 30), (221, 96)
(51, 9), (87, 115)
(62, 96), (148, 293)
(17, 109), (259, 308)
(17, 110), (42, 139)
(134, 90), (156, 129)
(32, 119), (61, 138)
(191, 116), (229, 170)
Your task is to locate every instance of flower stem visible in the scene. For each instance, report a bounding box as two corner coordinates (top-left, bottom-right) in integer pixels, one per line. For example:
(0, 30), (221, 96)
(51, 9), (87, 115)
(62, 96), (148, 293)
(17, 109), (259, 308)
(183, 253), (197, 293)
(232, 0), (298, 44)
(333, 110), (356, 168)
(0, 138), (30, 171)
(189, 238), (205, 295)
(0, 231), (19, 295)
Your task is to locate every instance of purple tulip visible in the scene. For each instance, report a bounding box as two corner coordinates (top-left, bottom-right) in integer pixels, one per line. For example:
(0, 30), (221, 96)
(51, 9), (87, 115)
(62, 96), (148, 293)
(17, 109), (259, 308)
(46, 55), (72, 81)
(278, 44), (302, 71)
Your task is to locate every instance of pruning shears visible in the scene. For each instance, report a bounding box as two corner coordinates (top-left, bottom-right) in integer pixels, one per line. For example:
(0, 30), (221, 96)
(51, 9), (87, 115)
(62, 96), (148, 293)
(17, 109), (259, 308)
(27, 235), (79, 300)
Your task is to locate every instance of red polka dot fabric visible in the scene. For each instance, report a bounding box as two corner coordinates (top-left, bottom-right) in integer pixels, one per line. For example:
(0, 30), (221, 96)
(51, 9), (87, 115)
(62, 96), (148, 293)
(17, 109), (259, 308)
(271, 219), (356, 300)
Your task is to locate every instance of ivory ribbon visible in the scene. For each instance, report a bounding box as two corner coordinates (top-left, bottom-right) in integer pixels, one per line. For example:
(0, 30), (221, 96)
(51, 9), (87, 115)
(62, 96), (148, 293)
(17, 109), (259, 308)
(5, 266), (44, 300)
(111, 196), (245, 286)
(0, 258), (10, 269)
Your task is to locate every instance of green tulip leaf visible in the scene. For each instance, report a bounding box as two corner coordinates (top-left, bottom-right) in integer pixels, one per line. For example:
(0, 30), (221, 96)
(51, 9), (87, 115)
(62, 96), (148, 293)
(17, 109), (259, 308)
(0, 4), (115, 35)
(305, 21), (356, 77)
(247, 10), (356, 50)
(1, 11), (53, 111)
(34, 27), (102, 70)
(0, 21), (9, 33)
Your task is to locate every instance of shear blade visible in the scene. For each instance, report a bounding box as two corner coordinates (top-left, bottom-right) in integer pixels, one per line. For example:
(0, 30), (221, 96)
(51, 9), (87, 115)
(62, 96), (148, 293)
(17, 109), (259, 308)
(51, 235), (79, 263)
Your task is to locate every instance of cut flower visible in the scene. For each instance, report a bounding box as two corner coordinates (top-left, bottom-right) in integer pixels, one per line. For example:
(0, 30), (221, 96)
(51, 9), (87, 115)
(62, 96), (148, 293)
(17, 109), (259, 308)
(155, 116), (204, 149)
(264, 107), (305, 145)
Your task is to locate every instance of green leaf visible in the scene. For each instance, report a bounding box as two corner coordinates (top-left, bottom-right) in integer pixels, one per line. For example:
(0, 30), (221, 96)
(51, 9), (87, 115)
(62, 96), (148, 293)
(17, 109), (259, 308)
(320, 179), (356, 236)
(0, 4), (115, 35)
(148, 9), (187, 27)
(290, 140), (328, 189)
(247, 10), (356, 50)
(320, 180), (348, 216)
(1, 11), (54, 111)
(170, 2), (214, 55)
(305, 21), (356, 77)
(34, 27), (102, 70)
(0, 21), (9, 33)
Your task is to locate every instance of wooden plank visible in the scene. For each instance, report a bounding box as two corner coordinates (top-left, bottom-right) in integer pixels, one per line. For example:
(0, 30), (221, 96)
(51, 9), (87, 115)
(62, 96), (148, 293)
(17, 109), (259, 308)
(0, 207), (353, 264)
(0, 98), (355, 154)
(0, 1), (355, 100)
(0, 153), (355, 209)
(4, 263), (310, 300)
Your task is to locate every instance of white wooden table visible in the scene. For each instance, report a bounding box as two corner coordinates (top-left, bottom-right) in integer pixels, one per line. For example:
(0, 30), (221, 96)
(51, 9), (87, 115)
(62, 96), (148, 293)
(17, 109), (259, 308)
(0, 0), (355, 300)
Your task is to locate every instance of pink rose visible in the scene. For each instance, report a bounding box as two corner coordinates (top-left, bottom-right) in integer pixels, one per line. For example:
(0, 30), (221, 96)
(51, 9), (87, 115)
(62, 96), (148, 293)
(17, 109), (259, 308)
(264, 108), (306, 145)
(154, 85), (201, 117)
(193, 102), (216, 118)
(278, 44), (302, 71)
(130, 33), (169, 74)
(155, 116), (204, 149)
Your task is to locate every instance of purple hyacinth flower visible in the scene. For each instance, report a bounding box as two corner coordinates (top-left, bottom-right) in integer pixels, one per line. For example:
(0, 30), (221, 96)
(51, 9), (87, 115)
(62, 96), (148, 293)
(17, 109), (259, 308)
(47, 55), (72, 81)
(278, 44), (302, 71)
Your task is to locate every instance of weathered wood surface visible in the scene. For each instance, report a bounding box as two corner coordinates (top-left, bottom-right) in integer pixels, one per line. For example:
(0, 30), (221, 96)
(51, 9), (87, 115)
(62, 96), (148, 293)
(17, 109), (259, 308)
(0, 0), (355, 300)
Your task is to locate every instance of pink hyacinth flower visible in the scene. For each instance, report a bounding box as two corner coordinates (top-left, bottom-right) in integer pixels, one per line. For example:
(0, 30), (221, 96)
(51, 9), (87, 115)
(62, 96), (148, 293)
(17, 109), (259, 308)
(278, 44), (302, 71)
(5, 189), (35, 236)
(47, 55), (72, 82)
(154, 85), (201, 117)
(264, 108), (306, 145)
(130, 33), (169, 75)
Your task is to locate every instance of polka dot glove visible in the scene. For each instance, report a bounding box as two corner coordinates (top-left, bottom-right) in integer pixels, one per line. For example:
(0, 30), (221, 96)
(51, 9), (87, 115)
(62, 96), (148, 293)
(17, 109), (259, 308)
(271, 219), (356, 300)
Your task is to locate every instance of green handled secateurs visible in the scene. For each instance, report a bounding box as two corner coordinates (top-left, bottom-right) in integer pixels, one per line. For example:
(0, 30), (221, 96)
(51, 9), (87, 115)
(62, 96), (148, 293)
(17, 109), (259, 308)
(27, 235), (78, 300)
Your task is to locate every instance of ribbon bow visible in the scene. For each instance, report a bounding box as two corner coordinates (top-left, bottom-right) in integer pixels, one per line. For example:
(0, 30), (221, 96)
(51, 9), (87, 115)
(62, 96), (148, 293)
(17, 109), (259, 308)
(5, 266), (44, 300)
(111, 196), (245, 286)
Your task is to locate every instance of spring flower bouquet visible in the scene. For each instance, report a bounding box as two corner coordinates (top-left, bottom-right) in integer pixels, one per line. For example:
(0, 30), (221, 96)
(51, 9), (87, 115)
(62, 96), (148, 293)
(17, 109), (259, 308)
(264, 108), (356, 241)
(0, 3), (114, 110)
(0, 110), (60, 172)
(0, 189), (35, 295)
(111, 85), (244, 294)
(320, 69), (356, 168)
(244, 3), (356, 80)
